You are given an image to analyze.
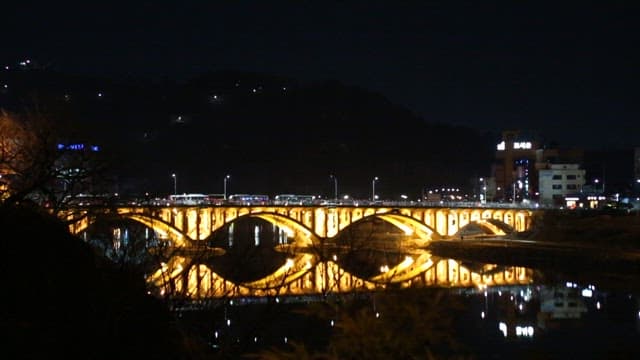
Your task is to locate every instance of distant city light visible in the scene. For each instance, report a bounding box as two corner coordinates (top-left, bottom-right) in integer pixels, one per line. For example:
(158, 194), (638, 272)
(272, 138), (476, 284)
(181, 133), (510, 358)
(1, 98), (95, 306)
(57, 143), (100, 151)
(498, 322), (507, 337)
(496, 140), (532, 150)
(68, 144), (84, 150)
(515, 326), (534, 337)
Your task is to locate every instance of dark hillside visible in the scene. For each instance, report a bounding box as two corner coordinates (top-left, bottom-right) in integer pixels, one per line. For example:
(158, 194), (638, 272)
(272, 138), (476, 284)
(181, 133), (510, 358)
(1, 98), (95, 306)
(1, 69), (495, 198)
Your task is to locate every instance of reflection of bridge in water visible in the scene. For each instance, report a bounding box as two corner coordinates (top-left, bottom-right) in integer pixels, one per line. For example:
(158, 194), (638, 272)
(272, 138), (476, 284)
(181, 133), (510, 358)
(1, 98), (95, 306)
(64, 205), (537, 298)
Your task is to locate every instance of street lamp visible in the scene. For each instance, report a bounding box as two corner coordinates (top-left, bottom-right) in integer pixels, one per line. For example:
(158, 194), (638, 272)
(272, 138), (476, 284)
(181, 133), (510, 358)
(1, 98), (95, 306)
(483, 184), (487, 204)
(372, 176), (379, 202)
(171, 173), (177, 196)
(480, 177), (487, 204)
(330, 175), (338, 201)
(223, 174), (231, 200)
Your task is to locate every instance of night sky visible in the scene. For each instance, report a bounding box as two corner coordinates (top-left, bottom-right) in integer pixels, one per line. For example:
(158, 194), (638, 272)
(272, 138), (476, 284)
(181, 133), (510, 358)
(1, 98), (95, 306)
(2, 2), (639, 150)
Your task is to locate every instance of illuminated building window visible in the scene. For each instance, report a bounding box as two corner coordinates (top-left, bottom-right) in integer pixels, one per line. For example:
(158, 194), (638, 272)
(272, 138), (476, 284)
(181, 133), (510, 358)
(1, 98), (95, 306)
(514, 141), (532, 149)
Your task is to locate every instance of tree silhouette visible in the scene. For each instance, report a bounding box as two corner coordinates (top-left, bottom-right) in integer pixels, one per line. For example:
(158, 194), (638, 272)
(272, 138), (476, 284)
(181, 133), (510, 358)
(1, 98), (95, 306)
(0, 110), (109, 211)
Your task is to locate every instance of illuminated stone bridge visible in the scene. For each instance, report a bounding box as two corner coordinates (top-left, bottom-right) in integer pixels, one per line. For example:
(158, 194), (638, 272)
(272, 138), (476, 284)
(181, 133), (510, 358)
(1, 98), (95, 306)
(64, 205), (537, 298)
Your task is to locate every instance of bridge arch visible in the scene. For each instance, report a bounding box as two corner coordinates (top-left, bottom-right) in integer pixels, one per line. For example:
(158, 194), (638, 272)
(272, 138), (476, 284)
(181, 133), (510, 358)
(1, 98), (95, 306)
(68, 210), (191, 247)
(455, 219), (513, 238)
(123, 214), (191, 247)
(205, 212), (324, 290)
(212, 211), (322, 248)
(376, 213), (443, 244)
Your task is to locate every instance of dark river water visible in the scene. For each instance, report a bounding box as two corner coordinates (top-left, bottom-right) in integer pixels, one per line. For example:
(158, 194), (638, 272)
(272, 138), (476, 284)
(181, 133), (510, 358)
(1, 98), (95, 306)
(171, 270), (639, 359)
(84, 218), (640, 359)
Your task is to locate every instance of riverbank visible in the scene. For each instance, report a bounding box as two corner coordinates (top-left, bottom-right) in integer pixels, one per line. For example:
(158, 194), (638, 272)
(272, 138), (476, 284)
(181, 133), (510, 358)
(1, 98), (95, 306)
(520, 209), (640, 250)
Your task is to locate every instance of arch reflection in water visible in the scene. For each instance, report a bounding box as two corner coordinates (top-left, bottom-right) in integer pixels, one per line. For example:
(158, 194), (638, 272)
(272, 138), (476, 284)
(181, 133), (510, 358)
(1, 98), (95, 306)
(147, 254), (532, 299)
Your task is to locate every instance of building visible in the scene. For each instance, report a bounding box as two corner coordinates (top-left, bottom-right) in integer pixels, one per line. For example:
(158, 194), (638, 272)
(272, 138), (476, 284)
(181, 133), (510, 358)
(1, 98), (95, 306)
(492, 130), (583, 202)
(538, 164), (586, 205)
(422, 187), (464, 202)
(493, 130), (539, 202)
(54, 142), (103, 197)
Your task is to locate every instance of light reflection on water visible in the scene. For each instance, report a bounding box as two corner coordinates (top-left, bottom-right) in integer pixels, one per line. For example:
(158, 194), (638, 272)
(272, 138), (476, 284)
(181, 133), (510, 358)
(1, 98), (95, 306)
(171, 273), (640, 359)
(83, 221), (640, 358)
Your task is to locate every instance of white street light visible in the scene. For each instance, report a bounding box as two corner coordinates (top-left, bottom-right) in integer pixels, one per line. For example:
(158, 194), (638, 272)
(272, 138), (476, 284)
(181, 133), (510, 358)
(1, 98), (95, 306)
(480, 177), (487, 204)
(171, 173), (177, 196)
(372, 176), (379, 202)
(330, 175), (338, 201)
(223, 174), (231, 200)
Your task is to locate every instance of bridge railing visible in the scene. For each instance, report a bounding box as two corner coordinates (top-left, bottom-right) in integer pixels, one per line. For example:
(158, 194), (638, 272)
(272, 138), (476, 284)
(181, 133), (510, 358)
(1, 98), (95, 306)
(60, 196), (555, 210)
